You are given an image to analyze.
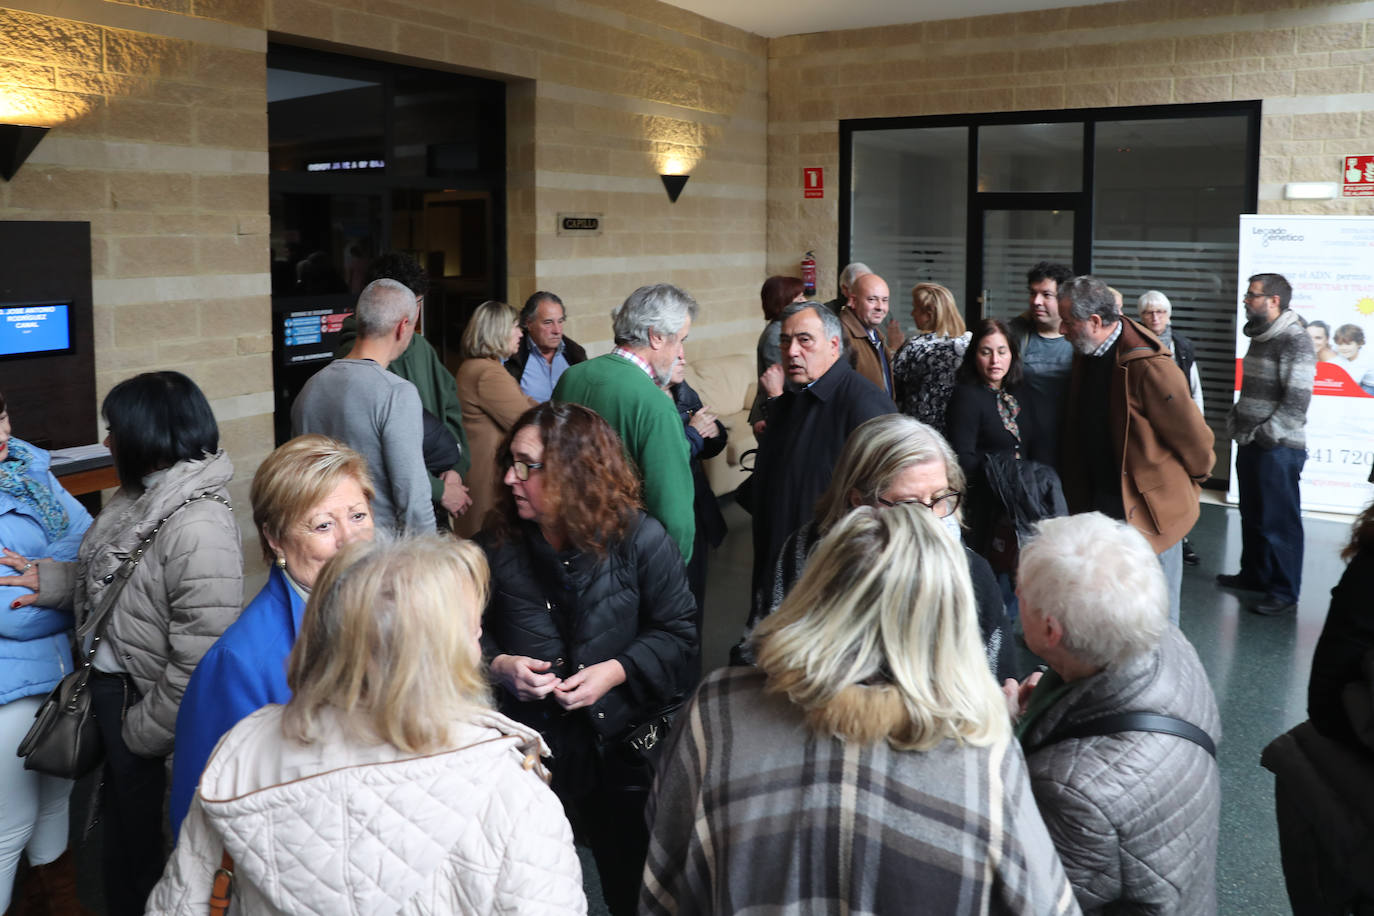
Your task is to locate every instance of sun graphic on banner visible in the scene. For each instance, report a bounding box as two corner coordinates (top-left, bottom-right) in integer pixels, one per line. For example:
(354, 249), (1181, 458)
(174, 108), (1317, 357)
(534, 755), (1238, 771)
(1358, 297), (1374, 316)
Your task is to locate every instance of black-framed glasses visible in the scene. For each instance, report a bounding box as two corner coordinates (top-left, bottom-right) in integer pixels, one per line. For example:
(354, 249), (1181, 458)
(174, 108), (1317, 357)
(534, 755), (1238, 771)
(875, 490), (962, 518)
(508, 459), (544, 481)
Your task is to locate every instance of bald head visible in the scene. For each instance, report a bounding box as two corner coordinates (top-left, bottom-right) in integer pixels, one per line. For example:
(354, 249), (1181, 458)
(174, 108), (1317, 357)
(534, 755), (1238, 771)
(848, 273), (890, 330)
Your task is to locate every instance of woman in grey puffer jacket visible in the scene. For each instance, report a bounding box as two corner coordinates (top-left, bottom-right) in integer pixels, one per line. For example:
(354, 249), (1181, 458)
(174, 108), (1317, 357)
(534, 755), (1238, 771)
(3, 372), (243, 916)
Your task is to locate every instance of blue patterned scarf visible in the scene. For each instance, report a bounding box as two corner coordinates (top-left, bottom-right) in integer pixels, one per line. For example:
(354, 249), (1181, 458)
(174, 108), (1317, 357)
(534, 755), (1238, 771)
(0, 440), (69, 540)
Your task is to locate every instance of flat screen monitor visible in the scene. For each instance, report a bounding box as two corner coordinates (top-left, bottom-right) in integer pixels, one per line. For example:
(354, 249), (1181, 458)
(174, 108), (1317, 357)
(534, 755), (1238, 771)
(0, 301), (73, 359)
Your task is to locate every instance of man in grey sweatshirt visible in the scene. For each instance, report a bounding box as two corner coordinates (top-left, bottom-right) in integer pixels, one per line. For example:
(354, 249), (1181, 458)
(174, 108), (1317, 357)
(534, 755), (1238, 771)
(1218, 272), (1315, 616)
(291, 278), (436, 534)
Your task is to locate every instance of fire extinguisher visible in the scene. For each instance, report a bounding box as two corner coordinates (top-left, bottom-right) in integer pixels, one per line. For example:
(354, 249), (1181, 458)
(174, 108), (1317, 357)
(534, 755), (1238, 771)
(801, 251), (817, 297)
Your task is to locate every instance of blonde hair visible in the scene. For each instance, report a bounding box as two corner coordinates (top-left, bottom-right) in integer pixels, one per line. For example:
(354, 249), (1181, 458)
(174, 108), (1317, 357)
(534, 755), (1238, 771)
(1018, 513), (1167, 668)
(754, 505), (1009, 751)
(462, 300), (519, 360)
(283, 535), (492, 753)
(813, 414), (964, 533)
(911, 283), (965, 338)
(250, 434), (375, 565)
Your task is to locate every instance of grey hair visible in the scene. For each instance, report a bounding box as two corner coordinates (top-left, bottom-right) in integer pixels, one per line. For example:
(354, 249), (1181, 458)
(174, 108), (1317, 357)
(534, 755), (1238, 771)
(1059, 275), (1120, 326)
(610, 284), (698, 347)
(355, 278), (417, 339)
(814, 414), (964, 533)
(519, 291), (563, 327)
(839, 262), (871, 294)
(1018, 512), (1167, 668)
(780, 301), (843, 346)
(1137, 290), (1172, 318)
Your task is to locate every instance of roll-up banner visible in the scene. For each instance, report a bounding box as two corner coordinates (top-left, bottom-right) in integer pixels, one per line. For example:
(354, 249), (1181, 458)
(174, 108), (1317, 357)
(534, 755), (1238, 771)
(1233, 214), (1374, 515)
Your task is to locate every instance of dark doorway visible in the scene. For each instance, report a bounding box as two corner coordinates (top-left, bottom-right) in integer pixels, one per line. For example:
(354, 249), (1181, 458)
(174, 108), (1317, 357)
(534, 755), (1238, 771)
(267, 45), (505, 444)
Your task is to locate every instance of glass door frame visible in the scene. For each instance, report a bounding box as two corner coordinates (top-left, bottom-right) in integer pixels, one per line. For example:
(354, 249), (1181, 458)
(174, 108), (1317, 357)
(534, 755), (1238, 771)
(839, 100), (1261, 328)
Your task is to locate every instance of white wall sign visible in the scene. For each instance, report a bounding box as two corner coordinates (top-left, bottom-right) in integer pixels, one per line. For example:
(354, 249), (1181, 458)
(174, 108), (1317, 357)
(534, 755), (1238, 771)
(1233, 214), (1374, 514)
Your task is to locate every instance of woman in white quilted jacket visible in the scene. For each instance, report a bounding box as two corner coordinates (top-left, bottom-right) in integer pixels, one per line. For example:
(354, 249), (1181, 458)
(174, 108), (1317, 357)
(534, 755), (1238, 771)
(147, 535), (586, 915)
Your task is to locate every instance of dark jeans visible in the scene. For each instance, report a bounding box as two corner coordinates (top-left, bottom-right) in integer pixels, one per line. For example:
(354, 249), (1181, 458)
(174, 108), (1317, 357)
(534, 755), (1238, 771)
(1236, 442), (1306, 603)
(89, 671), (167, 916)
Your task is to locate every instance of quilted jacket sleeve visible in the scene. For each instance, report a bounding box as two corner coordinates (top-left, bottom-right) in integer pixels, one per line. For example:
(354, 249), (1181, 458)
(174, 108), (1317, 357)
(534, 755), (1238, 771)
(1026, 763), (1121, 912)
(123, 503), (243, 758)
(493, 775), (587, 914)
(146, 794), (221, 914)
(33, 558), (77, 613)
(614, 517), (698, 709)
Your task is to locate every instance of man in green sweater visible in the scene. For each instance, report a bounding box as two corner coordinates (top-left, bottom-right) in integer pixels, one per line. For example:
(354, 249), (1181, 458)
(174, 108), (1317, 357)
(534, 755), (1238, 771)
(336, 254), (473, 528)
(553, 283), (697, 563)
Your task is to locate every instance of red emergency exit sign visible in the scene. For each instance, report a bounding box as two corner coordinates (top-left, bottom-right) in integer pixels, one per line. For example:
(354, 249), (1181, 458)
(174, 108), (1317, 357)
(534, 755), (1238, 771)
(803, 167), (824, 199)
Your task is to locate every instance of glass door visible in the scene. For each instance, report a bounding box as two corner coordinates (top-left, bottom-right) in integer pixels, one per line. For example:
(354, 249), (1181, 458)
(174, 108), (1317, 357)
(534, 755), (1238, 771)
(977, 208), (1075, 324)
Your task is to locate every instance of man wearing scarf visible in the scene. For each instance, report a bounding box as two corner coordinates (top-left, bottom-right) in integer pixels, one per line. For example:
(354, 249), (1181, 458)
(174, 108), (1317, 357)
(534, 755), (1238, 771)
(1056, 275), (1215, 626)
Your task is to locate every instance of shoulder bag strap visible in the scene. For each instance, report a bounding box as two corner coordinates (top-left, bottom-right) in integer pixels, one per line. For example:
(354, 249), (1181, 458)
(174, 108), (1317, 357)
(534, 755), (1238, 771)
(76, 492), (232, 643)
(1029, 711), (1216, 759)
(210, 850), (234, 916)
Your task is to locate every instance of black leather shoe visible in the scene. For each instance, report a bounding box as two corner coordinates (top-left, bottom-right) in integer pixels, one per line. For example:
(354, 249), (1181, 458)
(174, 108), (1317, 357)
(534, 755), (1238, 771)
(1181, 539), (1199, 567)
(1251, 595), (1297, 616)
(1216, 572), (1263, 591)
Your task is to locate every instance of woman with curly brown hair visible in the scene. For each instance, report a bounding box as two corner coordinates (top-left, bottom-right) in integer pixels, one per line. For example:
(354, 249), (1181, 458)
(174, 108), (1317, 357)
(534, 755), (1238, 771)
(476, 402), (696, 916)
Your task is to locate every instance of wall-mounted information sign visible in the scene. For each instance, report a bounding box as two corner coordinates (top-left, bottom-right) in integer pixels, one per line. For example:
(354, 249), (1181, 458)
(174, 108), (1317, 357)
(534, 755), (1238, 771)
(281, 308), (352, 363)
(557, 213), (602, 237)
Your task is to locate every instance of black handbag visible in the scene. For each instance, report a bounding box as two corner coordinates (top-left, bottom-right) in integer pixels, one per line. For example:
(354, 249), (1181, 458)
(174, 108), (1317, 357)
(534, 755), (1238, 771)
(16, 492), (230, 778)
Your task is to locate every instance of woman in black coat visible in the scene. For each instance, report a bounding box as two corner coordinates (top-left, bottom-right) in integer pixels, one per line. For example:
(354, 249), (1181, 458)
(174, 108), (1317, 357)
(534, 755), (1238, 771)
(477, 402), (696, 916)
(945, 318), (1036, 559)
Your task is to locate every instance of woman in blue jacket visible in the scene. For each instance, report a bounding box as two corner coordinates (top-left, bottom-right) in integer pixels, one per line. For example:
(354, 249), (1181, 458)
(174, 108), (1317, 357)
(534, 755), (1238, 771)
(169, 435), (374, 836)
(0, 395), (93, 913)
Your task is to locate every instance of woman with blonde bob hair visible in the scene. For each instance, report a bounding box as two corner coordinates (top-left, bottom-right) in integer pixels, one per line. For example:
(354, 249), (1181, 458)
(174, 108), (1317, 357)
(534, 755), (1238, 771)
(150, 535), (585, 915)
(892, 282), (973, 432)
(455, 300), (536, 537)
(747, 413), (1013, 680)
(170, 434), (376, 835)
(643, 506), (1076, 915)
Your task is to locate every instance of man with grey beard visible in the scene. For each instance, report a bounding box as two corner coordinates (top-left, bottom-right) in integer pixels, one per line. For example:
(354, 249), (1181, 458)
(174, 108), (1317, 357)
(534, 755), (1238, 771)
(1055, 275), (1214, 624)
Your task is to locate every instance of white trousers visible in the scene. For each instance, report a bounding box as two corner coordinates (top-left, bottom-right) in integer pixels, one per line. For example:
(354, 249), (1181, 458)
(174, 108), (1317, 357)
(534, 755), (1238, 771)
(0, 695), (74, 910)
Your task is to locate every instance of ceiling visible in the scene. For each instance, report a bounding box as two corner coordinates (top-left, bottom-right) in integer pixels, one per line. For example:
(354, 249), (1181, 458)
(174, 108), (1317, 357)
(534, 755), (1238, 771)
(659, 0), (1104, 39)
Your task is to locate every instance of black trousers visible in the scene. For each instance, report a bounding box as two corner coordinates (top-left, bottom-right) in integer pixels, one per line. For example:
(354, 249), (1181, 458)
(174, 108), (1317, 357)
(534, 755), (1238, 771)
(89, 671), (167, 916)
(566, 745), (652, 916)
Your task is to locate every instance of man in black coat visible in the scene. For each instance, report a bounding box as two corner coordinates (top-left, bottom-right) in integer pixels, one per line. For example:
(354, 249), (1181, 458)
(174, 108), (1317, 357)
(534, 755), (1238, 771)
(749, 302), (895, 616)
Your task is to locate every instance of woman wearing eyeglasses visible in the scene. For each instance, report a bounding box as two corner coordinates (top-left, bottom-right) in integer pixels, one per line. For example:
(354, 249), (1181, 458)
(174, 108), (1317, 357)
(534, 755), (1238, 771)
(746, 412), (1013, 680)
(476, 402), (696, 916)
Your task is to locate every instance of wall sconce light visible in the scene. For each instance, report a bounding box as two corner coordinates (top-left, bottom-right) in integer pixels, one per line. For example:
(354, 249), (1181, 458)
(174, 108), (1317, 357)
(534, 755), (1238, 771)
(660, 173), (689, 203)
(0, 124), (49, 182)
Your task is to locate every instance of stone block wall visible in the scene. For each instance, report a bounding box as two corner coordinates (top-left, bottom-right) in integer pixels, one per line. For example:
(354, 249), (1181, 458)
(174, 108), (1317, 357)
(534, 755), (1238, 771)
(767, 0), (1374, 293)
(264, 0), (770, 362)
(0, 1), (270, 549)
(1, 0), (767, 572)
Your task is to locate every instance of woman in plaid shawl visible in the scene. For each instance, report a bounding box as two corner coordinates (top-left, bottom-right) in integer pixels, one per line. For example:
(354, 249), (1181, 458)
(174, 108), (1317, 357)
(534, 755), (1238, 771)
(642, 505), (1079, 916)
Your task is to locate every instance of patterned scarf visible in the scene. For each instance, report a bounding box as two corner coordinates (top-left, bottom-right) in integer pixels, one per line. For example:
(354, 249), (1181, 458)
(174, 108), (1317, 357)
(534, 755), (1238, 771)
(0, 440), (69, 540)
(989, 384), (1021, 445)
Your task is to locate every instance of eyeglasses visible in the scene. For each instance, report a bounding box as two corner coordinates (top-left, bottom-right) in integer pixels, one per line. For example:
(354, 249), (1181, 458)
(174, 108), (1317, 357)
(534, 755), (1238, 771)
(1242, 291), (1272, 300)
(875, 490), (962, 518)
(508, 459), (544, 481)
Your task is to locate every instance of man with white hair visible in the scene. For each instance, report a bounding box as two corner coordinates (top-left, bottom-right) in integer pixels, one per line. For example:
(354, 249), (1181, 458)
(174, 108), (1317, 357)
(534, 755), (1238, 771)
(1137, 290), (1204, 415)
(553, 283), (697, 562)
(824, 261), (871, 314)
(1009, 512), (1221, 915)
(292, 277), (436, 534)
(750, 301), (894, 610)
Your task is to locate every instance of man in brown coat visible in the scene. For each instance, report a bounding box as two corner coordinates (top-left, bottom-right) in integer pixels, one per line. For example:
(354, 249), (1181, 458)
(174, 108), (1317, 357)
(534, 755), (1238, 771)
(838, 273), (896, 402)
(1057, 275), (1215, 624)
